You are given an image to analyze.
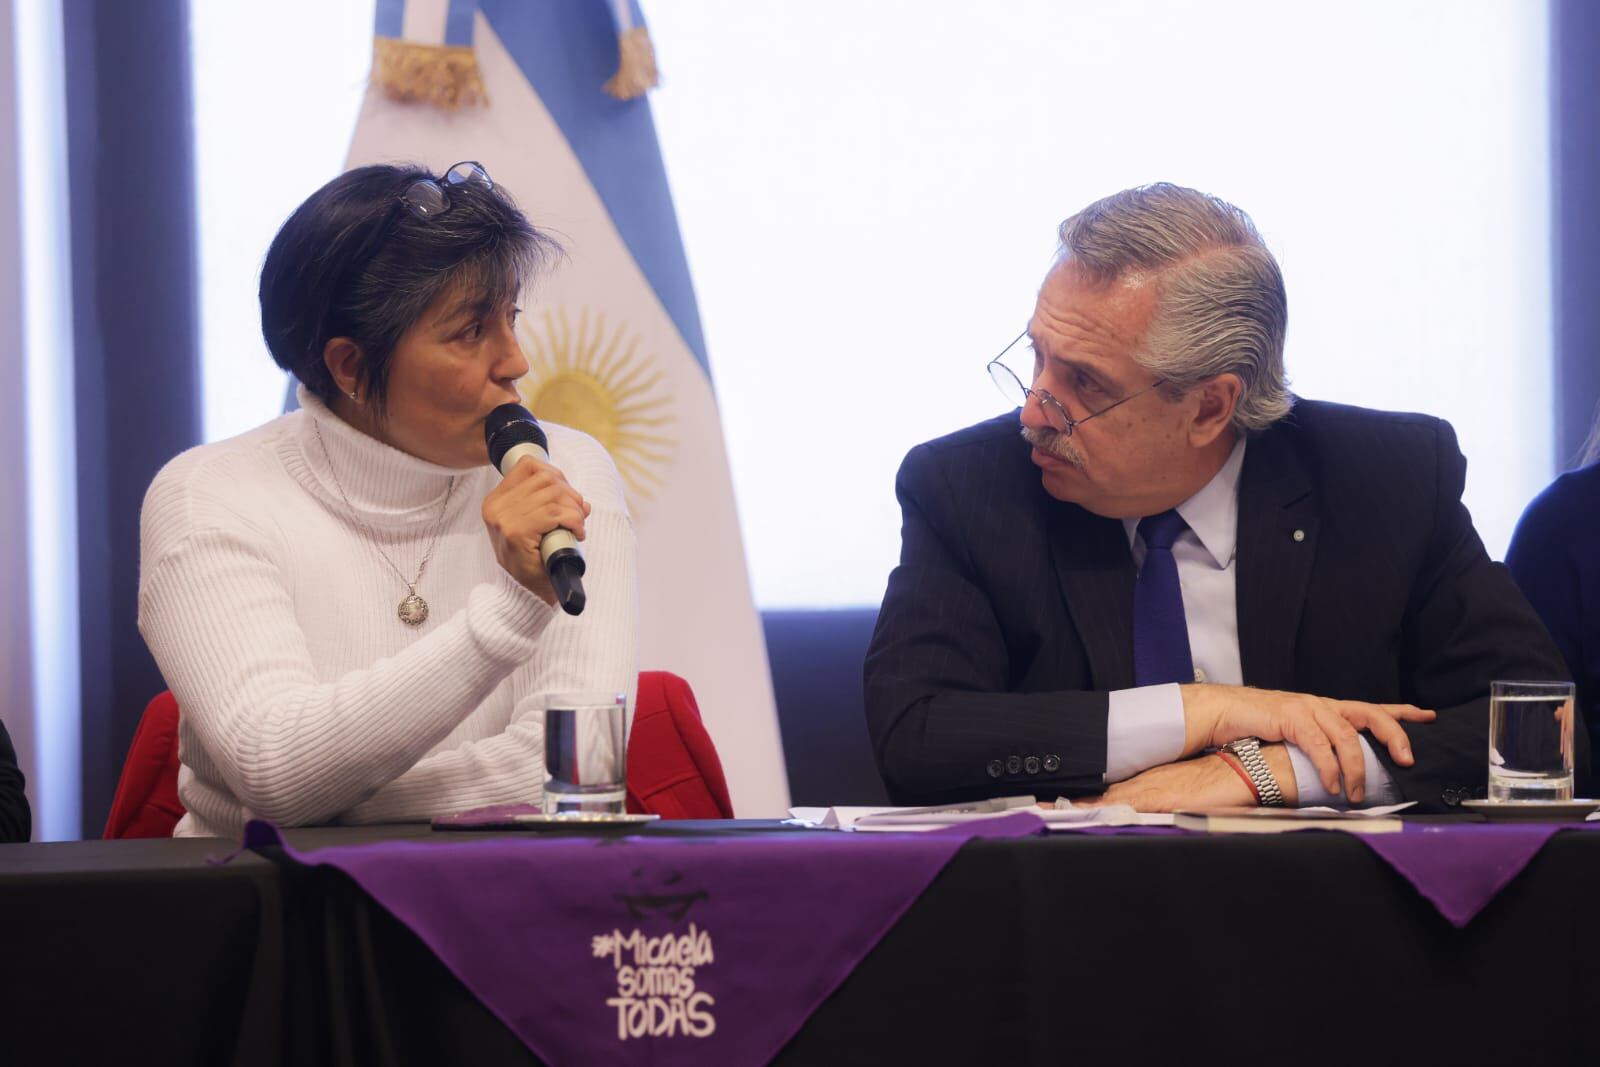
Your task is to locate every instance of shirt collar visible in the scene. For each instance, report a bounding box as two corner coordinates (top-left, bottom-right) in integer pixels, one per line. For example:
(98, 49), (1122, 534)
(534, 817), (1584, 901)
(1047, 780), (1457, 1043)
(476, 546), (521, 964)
(1122, 436), (1248, 569)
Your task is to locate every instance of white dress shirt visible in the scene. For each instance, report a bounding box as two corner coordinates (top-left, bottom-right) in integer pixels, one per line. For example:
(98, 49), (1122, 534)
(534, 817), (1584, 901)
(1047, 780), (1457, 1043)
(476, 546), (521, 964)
(1102, 438), (1398, 807)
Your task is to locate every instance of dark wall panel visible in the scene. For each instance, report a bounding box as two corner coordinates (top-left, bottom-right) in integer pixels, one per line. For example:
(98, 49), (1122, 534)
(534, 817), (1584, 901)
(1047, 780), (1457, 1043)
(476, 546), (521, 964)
(64, 0), (201, 836)
(1555, 0), (1600, 464)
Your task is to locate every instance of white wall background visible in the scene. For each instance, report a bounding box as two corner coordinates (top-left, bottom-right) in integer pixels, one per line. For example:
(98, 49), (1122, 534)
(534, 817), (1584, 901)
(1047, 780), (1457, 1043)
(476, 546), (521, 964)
(193, 0), (1551, 610)
(8, 0), (80, 840)
(1, 0), (35, 832)
(190, 0), (374, 442)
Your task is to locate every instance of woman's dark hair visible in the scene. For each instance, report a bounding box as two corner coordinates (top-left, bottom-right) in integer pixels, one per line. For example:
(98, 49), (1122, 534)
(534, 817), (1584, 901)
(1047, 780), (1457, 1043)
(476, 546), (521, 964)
(259, 163), (558, 412)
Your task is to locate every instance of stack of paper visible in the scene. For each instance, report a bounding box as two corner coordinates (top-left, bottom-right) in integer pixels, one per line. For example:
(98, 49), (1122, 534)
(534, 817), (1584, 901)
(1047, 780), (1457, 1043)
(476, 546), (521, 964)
(1172, 801), (1414, 834)
(787, 796), (1175, 831)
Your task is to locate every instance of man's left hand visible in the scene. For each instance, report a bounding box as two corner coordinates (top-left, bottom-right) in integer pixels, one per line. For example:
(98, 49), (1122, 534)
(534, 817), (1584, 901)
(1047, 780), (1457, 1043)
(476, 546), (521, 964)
(1081, 753), (1257, 812)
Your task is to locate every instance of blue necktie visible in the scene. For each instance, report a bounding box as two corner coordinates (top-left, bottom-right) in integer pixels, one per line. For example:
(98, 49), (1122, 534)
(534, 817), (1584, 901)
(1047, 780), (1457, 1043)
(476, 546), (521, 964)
(1133, 509), (1195, 686)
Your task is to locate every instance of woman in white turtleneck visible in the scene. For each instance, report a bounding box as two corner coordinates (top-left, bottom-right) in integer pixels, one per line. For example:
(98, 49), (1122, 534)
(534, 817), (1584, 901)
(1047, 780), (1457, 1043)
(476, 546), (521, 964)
(139, 162), (636, 837)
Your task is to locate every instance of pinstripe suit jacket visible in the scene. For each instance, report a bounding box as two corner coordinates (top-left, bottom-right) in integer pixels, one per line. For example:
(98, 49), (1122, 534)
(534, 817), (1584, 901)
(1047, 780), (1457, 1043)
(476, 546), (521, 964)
(864, 399), (1577, 811)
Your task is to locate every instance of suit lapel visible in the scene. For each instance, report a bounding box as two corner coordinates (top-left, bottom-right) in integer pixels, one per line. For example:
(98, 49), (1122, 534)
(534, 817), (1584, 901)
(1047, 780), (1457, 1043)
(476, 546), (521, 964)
(1235, 421), (1319, 691)
(1047, 500), (1137, 690)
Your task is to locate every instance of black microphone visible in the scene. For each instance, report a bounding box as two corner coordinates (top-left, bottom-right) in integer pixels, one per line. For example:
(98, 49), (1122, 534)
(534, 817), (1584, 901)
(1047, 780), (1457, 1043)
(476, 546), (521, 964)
(484, 403), (587, 616)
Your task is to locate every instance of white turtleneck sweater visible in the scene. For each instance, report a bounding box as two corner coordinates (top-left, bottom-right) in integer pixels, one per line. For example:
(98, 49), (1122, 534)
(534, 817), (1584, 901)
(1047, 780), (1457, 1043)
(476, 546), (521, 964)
(138, 390), (637, 837)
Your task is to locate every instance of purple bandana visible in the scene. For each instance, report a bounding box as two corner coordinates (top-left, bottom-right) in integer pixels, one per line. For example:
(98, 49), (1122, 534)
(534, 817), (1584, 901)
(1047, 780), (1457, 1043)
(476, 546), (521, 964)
(1357, 822), (1599, 927)
(1053, 821), (1600, 927)
(244, 812), (1044, 1065)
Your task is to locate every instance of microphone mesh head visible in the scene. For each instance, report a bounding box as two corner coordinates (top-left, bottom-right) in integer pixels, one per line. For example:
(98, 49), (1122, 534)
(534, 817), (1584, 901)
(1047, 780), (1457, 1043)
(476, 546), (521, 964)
(484, 403), (547, 469)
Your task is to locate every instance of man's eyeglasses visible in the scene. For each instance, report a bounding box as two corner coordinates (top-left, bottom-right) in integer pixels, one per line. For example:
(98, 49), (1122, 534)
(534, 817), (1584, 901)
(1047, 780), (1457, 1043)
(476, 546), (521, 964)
(399, 160), (493, 219)
(986, 328), (1167, 437)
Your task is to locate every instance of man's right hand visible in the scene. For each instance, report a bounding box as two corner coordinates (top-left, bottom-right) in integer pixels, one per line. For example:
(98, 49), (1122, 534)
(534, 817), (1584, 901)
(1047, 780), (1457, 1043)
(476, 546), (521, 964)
(1180, 684), (1436, 803)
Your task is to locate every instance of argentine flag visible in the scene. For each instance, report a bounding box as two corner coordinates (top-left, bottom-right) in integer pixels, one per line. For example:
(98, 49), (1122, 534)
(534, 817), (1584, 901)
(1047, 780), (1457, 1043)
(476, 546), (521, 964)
(349, 0), (789, 815)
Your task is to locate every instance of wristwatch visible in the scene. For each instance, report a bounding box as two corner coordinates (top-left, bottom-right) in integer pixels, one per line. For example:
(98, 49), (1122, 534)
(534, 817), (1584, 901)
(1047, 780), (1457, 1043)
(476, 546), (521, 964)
(1219, 737), (1285, 807)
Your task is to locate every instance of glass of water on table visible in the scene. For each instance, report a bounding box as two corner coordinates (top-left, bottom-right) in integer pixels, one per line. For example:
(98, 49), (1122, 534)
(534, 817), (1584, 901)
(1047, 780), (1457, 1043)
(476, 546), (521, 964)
(544, 691), (629, 817)
(1488, 681), (1577, 802)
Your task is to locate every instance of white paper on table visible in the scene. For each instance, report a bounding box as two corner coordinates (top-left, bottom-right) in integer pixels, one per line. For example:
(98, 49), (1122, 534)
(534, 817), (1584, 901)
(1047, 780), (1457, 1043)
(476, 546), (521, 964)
(850, 804), (1173, 832)
(783, 804), (932, 829)
(818, 805), (922, 829)
(1037, 804), (1175, 829)
(1038, 799), (1414, 827)
(1291, 801), (1417, 818)
(789, 798), (1411, 831)
(1034, 797), (1419, 829)
(787, 796), (1039, 830)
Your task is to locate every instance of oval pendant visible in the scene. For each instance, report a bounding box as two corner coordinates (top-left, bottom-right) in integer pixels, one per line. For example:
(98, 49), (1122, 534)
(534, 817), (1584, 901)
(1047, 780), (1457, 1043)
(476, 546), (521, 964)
(398, 592), (429, 626)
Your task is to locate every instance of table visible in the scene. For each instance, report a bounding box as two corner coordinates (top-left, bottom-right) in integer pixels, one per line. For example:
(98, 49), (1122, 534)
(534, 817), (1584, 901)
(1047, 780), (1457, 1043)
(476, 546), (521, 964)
(4, 820), (1600, 1065)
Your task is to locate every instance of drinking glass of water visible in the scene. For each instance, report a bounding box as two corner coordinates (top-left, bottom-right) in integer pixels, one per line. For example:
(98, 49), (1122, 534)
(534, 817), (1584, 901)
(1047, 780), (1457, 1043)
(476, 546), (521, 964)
(1488, 680), (1576, 802)
(543, 691), (629, 816)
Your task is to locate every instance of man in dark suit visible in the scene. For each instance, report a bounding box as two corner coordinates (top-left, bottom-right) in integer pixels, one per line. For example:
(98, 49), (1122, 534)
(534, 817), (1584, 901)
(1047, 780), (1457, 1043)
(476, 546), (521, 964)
(0, 717), (30, 842)
(865, 183), (1573, 813)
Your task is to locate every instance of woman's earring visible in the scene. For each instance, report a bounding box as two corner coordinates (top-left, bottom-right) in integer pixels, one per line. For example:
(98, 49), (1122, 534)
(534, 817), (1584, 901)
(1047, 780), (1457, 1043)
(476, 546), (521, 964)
(350, 390), (358, 401)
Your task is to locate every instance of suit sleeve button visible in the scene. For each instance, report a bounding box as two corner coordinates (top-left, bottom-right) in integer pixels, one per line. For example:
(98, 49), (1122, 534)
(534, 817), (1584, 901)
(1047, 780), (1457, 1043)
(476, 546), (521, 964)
(986, 760), (1004, 779)
(1006, 756), (1022, 774)
(1043, 754), (1061, 772)
(1024, 756), (1041, 774)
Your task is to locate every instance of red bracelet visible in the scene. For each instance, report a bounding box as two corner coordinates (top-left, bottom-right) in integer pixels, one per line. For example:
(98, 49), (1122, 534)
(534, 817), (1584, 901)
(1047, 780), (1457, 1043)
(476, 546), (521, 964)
(1216, 752), (1261, 804)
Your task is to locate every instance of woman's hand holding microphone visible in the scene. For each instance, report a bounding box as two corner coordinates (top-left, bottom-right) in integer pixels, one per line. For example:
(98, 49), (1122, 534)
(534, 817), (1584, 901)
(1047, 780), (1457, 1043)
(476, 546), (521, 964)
(481, 458), (589, 607)
(482, 403), (592, 614)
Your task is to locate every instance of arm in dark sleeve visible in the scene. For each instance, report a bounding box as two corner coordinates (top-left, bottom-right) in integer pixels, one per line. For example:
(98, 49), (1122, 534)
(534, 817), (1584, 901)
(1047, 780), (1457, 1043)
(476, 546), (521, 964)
(1385, 420), (1579, 809)
(0, 717), (31, 843)
(1505, 480), (1585, 679)
(864, 442), (1110, 805)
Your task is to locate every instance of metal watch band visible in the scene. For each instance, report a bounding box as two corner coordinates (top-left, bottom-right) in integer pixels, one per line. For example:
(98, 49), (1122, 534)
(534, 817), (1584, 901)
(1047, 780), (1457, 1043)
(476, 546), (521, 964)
(1221, 736), (1285, 807)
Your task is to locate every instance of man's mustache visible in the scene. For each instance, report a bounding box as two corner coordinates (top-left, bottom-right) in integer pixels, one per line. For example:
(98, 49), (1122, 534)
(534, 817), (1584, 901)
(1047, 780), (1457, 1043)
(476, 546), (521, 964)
(1020, 424), (1086, 468)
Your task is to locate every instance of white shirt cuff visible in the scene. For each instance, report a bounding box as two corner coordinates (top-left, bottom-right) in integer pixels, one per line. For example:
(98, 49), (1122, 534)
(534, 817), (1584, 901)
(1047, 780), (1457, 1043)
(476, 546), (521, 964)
(1285, 737), (1400, 807)
(1105, 684), (1186, 783)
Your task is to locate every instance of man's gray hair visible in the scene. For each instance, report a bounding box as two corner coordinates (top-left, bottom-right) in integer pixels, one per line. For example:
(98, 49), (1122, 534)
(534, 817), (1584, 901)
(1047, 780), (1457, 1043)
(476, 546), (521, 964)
(1058, 183), (1291, 432)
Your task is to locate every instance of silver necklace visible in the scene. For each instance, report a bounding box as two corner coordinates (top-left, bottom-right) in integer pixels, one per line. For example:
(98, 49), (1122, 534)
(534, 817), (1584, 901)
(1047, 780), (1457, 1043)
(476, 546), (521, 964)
(313, 418), (458, 627)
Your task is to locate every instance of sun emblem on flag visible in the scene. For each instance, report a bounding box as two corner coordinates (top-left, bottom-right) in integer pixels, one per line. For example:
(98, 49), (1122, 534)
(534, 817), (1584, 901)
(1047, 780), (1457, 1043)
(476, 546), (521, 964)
(516, 307), (675, 508)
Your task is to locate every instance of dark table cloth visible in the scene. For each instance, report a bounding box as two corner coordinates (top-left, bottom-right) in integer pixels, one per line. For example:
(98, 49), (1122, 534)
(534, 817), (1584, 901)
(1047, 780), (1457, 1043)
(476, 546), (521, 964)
(4, 820), (1600, 1065)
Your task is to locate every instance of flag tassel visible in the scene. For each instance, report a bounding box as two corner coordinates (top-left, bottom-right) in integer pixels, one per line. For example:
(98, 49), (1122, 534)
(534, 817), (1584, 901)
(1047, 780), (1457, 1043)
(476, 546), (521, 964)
(602, 26), (659, 101)
(372, 37), (488, 110)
